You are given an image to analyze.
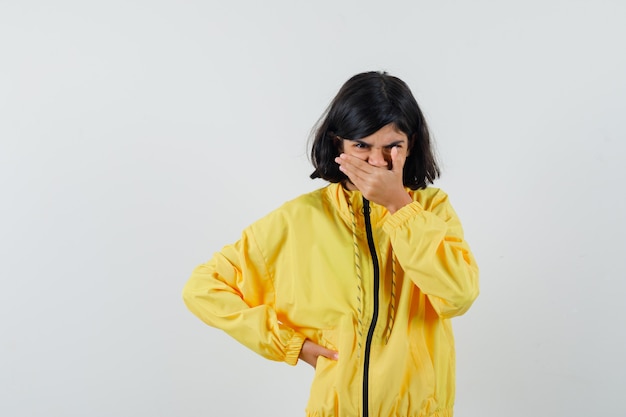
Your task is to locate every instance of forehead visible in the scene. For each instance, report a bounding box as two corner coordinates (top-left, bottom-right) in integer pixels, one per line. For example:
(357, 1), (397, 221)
(355, 123), (408, 144)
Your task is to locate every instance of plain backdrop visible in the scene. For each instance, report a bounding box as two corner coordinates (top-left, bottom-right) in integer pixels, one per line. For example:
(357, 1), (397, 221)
(1, 1), (625, 416)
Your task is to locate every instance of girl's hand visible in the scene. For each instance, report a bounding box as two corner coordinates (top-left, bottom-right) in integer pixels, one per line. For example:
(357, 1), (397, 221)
(298, 339), (338, 369)
(335, 146), (412, 214)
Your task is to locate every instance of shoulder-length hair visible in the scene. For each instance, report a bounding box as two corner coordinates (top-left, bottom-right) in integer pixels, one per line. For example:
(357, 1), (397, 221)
(309, 71), (440, 190)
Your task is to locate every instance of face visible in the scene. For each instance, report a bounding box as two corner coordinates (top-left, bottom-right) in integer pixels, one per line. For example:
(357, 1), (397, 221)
(339, 123), (410, 170)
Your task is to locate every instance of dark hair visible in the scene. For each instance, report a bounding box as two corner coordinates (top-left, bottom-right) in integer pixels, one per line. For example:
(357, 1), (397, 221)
(309, 71), (440, 190)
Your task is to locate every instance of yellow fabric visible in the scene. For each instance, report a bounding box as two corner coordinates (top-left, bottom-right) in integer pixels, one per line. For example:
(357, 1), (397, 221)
(183, 183), (479, 417)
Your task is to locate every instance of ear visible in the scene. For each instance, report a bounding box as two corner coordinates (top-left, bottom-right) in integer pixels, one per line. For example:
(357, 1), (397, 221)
(332, 135), (343, 153)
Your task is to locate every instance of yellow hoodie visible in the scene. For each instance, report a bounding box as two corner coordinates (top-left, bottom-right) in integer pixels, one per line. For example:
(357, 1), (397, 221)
(183, 183), (479, 417)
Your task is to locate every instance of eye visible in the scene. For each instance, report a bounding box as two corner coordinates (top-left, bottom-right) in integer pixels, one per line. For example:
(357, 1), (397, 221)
(354, 142), (369, 149)
(385, 144), (404, 151)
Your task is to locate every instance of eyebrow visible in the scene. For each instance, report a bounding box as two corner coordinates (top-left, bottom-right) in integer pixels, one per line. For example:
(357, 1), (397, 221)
(351, 139), (407, 147)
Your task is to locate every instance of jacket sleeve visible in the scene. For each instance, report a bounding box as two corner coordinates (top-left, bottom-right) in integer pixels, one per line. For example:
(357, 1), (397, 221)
(383, 189), (479, 318)
(182, 226), (306, 365)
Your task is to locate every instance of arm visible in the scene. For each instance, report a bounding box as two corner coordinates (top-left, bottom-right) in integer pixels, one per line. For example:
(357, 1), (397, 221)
(383, 190), (479, 318)
(182, 227), (306, 365)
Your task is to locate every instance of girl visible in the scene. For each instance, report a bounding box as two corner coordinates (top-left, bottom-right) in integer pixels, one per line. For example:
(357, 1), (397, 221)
(183, 71), (479, 417)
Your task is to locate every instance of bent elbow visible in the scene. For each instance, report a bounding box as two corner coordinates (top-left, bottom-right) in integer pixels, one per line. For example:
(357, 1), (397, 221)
(435, 269), (480, 318)
(182, 275), (210, 317)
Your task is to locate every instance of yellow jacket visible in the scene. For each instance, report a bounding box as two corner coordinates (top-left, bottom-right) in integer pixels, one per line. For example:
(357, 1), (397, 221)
(183, 183), (479, 417)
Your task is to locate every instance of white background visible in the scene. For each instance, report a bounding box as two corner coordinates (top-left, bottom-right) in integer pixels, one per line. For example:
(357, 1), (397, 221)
(1, 1), (625, 416)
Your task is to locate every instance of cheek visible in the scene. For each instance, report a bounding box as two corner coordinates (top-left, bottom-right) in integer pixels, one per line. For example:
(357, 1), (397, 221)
(344, 149), (369, 161)
(393, 148), (409, 158)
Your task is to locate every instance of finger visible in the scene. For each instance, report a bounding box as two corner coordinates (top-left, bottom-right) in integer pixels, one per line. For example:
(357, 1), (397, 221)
(301, 340), (339, 363)
(335, 155), (366, 187)
(337, 154), (379, 186)
(390, 146), (406, 175)
(336, 154), (372, 175)
(318, 346), (339, 361)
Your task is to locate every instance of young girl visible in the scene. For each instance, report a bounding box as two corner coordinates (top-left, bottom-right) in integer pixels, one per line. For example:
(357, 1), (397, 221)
(183, 71), (479, 417)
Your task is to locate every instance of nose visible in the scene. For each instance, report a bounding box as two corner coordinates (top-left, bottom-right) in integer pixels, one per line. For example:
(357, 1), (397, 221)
(367, 148), (391, 168)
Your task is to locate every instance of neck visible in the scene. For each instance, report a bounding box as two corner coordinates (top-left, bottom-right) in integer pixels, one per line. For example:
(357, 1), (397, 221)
(342, 181), (358, 191)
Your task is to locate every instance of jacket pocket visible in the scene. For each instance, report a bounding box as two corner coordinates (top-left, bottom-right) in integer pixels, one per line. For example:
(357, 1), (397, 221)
(306, 329), (339, 416)
(408, 323), (436, 397)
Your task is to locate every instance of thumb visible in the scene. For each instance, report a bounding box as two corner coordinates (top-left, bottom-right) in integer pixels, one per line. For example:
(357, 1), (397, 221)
(391, 146), (406, 175)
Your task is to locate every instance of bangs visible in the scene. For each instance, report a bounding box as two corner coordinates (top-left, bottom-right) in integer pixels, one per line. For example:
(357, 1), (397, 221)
(330, 97), (411, 140)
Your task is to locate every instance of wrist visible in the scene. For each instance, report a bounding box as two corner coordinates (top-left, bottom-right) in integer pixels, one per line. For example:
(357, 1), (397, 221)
(386, 192), (412, 215)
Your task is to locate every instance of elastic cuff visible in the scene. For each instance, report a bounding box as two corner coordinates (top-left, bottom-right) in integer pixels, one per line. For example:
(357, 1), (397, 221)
(284, 332), (306, 366)
(383, 201), (424, 233)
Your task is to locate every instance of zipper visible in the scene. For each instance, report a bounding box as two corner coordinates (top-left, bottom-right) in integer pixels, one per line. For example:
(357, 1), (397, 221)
(362, 197), (380, 417)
